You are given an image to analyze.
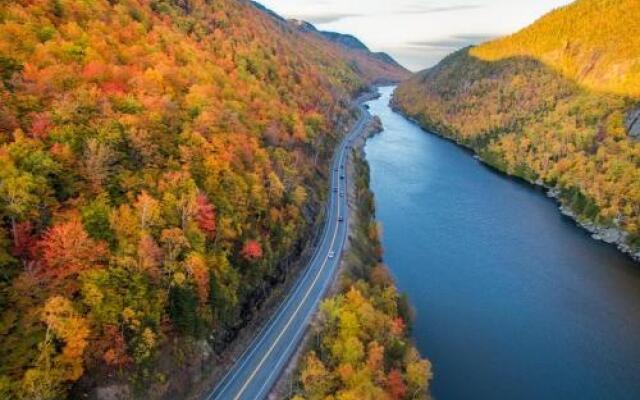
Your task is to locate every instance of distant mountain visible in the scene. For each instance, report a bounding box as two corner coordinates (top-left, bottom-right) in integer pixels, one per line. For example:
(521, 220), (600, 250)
(288, 19), (368, 51)
(290, 18), (408, 75)
(313, 29), (370, 52)
(249, 0), (288, 23)
(394, 0), (640, 259)
(370, 52), (405, 69)
(251, 2), (410, 83)
(315, 28), (406, 70)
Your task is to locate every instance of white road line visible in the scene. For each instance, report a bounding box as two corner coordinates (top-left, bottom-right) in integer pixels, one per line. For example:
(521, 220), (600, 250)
(208, 176), (337, 400)
(207, 126), (353, 400)
(231, 144), (346, 400)
(253, 164), (352, 399)
(250, 114), (364, 399)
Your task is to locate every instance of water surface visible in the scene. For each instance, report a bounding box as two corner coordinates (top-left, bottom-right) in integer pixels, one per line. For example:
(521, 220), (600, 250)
(364, 86), (640, 400)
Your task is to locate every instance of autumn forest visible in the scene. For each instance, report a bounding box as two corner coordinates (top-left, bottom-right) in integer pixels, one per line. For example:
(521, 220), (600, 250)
(3, 0), (640, 399)
(0, 0), (412, 398)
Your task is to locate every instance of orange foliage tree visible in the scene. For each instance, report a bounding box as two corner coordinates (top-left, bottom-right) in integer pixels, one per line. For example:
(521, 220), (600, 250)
(38, 218), (108, 282)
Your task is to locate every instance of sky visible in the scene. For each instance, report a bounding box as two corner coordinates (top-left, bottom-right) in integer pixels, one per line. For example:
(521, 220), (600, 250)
(258, 0), (573, 71)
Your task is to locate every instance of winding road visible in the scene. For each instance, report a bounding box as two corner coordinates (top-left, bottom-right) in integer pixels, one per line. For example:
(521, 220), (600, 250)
(205, 100), (372, 400)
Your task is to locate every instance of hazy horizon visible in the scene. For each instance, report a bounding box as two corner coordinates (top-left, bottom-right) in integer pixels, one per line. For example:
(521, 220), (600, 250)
(259, 0), (573, 71)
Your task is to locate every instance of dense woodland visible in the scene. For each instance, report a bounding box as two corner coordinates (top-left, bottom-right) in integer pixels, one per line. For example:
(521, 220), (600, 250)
(0, 0), (407, 398)
(394, 0), (640, 252)
(291, 152), (431, 400)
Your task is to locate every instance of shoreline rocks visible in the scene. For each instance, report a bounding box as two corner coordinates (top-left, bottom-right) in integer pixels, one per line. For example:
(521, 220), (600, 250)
(546, 188), (640, 261)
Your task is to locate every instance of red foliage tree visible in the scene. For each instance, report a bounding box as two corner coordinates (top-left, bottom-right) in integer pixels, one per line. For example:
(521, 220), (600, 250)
(30, 113), (53, 139)
(102, 325), (132, 369)
(81, 61), (106, 80)
(241, 240), (263, 262)
(195, 193), (216, 240)
(391, 317), (406, 336)
(101, 81), (127, 96)
(38, 218), (108, 280)
(387, 368), (407, 400)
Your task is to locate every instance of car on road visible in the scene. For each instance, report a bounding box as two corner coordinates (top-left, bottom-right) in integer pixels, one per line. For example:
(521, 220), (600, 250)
(340, 175), (345, 180)
(333, 187), (338, 193)
(338, 216), (344, 222)
(328, 251), (335, 259)
(340, 192), (344, 197)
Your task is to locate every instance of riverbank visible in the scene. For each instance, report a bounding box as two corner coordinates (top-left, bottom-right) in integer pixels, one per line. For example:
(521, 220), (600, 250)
(275, 113), (432, 399)
(390, 99), (640, 264)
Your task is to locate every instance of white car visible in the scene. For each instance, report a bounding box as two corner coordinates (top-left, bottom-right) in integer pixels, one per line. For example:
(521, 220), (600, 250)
(328, 251), (335, 259)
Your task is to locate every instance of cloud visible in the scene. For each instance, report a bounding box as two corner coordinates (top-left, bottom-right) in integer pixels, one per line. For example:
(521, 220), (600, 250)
(406, 34), (496, 49)
(289, 12), (362, 24)
(424, 5), (482, 13)
(287, 3), (483, 23)
(397, 3), (482, 15)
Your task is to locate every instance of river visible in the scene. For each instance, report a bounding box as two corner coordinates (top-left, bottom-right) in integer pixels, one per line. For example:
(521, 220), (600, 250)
(363, 86), (640, 400)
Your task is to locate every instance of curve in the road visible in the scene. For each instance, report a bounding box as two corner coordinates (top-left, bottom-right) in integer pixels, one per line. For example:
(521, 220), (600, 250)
(206, 101), (371, 400)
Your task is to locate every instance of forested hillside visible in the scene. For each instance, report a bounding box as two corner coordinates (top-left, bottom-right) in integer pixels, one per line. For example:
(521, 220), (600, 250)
(472, 0), (640, 97)
(394, 0), (640, 258)
(0, 0), (406, 398)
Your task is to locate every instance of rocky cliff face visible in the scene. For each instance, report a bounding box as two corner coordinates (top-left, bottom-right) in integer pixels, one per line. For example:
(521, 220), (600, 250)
(626, 108), (640, 139)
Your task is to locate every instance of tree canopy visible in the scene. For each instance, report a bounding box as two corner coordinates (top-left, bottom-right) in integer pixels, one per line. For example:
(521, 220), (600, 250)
(0, 0), (405, 398)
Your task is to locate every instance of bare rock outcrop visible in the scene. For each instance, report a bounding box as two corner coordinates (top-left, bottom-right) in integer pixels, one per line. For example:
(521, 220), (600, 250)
(626, 108), (640, 139)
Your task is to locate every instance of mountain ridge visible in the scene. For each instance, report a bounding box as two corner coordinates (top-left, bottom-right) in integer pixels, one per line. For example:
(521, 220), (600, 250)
(250, 1), (409, 82)
(470, 0), (640, 97)
(293, 20), (408, 72)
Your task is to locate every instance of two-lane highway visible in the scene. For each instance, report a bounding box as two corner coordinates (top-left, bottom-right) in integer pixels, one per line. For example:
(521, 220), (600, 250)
(206, 101), (371, 400)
